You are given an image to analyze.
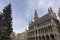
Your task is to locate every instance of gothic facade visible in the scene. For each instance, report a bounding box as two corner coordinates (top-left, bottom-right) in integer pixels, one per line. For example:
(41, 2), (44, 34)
(27, 7), (60, 40)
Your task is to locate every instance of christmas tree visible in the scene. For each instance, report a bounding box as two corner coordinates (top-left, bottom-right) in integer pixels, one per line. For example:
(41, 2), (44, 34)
(0, 3), (13, 40)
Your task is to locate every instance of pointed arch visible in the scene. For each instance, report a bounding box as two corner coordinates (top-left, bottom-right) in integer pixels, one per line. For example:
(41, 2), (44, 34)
(39, 36), (41, 40)
(50, 34), (55, 40)
(46, 35), (50, 40)
(42, 36), (45, 40)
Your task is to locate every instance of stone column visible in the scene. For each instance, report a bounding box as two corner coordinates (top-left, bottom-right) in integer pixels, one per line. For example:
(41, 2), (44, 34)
(35, 36), (36, 40)
(34, 25), (36, 40)
(38, 36), (39, 40)
(37, 29), (39, 40)
(49, 35), (51, 40)
(45, 36), (46, 40)
(55, 34), (60, 40)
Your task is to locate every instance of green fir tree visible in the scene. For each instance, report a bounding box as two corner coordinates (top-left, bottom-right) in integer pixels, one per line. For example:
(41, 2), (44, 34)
(2, 3), (13, 40)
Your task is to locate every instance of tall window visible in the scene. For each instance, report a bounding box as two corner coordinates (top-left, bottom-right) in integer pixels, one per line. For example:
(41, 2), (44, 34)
(38, 29), (40, 34)
(36, 30), (37, 34)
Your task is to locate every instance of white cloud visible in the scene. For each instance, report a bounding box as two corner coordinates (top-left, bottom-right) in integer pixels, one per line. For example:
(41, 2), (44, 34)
(13, 18), (23, 25)
(13, 24), (28, 34)
(26, 0), (54, 9)
(12, 17), (24, 33)
(13, 30), (20, 34)
(39, 0), (54, 8)
(25, 9), (33, 18)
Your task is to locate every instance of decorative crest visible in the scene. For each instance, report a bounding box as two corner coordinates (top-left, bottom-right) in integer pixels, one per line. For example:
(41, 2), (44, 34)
(48, 7), (53, 13)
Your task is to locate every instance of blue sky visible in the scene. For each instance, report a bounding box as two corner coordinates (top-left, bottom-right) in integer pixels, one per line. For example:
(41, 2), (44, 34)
(0, 0), (60, 34)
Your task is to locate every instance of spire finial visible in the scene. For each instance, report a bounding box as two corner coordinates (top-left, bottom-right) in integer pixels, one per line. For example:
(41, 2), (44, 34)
(35, 9), (37, 13)
(48, 7), (53, 13)
(34, 9), (39, 20)
(50, 7), (53, 11)
(34, 9), (38, 16)
(34, 10), (38, 18)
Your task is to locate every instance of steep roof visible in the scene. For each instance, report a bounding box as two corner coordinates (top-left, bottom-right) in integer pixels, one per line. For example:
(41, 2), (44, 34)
(39, 12), (57, 24)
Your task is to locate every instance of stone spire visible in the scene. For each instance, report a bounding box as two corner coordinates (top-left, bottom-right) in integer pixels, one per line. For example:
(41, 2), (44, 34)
(58, 8), (60, 19)
(48, 7), (53, 13)
(50, 7), (53, 11)
(34, 10), (39, 20)
(48, 7), (57, 19)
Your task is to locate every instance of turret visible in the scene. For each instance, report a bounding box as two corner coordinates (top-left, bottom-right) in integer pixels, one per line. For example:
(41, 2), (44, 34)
(48, 7), (57, 19)
(58, 8), (60, 19)
(48, 7), (53, 13)
(34, 10), (39, 20)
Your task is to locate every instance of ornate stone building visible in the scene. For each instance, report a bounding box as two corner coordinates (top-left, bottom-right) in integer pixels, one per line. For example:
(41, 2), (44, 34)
(27, 7), (60, 40)
(10, 32), (17, 40)
(17, 30), (28, 40)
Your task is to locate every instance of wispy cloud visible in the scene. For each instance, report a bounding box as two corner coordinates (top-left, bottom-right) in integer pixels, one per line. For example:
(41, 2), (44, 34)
(39, 0), (54, 8)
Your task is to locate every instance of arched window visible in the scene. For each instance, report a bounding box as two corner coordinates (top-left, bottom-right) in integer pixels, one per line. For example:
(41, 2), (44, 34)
(32, 37), (35, 40)
(36, 30), (37, 34)
(46, 35), (50, 40)
(38, 29), (40, 34)
(50, 34), (55, 40)
(36, 36), (38, 40)
(42, 36), (45, 40)
(39, 36), (41, 40)
(49, 25), (52, 32)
